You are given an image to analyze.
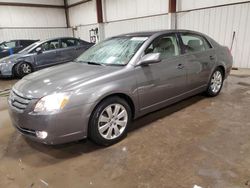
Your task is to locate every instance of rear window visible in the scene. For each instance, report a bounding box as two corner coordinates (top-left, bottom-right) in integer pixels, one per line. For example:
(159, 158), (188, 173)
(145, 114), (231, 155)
(180, 33), (212, 53)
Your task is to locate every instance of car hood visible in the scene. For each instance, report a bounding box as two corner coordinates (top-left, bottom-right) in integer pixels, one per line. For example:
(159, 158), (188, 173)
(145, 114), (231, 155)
(0, 52), (30, 63)
(13, 62), (122, 98)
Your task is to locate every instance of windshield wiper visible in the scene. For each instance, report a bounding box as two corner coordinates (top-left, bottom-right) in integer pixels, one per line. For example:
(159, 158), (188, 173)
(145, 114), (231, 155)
(75, 60), (105, 66)
(87, 61), (103, 66)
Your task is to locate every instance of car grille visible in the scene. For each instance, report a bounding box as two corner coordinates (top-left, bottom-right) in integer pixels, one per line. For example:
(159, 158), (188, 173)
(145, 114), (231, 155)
(9, 90), (32, 113)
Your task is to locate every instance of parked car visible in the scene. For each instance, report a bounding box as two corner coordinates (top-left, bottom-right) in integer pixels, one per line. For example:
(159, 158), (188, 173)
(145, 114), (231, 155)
(0, 39), (38, 59)
(8, 30), (233, 146)
(0, 37), (93, 78)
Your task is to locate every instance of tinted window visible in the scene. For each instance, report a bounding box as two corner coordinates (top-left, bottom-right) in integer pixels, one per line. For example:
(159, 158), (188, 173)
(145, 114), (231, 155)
(61, 39), (78, 48)
(20, 40), (35, 46)
(180, 33), (212, 53)
(145, 34), (180, 59)
(40, 40), (60, 51)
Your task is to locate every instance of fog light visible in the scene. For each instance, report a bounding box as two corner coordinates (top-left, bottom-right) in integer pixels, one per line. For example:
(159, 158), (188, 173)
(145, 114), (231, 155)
(35, 131), (48, 139)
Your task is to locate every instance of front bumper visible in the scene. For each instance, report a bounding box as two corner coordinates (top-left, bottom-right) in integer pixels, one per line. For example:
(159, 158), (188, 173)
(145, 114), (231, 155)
(8, 91), (93, 145)
(0, 63), (14, 77)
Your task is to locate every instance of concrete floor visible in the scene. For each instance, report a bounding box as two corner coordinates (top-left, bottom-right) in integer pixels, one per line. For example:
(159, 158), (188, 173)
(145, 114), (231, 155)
(0, 70), (250, 188)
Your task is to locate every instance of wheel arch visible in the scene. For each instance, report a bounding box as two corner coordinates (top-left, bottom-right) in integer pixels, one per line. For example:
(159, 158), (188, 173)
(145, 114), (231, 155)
(217, 65), (226, 79)
(12, 61), (34, 76)
(93, 92), (136, 119)
(86, 92), (136, 138)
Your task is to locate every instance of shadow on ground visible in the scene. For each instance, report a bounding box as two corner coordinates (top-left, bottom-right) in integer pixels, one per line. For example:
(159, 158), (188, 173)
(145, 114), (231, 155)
(6, 94), (206, 162)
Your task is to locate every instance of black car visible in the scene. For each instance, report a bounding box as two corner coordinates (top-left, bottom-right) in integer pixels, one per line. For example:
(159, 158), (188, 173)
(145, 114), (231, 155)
(0, 40), (38, 59)
(0, 37), (94, 78)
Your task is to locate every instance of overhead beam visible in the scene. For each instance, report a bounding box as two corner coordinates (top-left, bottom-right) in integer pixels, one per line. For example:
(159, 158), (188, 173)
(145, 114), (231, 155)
(67, 0), (91, 8)
(96, 0), (103, 23)
(0, 2), (64, 8)
(64, 0), (70, 28)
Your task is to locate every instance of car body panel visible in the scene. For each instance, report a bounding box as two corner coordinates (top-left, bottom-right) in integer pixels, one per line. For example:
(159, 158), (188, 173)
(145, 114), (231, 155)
(0, 37), (93, 77)
(8, 30), (233, 144)
(0, 40), (38, 59)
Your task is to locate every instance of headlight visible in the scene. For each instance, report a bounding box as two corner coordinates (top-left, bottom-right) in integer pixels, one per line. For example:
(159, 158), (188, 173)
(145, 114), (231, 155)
(34, 93), (70, 113)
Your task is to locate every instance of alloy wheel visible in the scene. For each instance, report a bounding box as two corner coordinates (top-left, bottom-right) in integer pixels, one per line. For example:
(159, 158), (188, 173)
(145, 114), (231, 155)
(210, 70), (222, 94)
(21, 63), (32, 74)
(98, 103), (128, 140)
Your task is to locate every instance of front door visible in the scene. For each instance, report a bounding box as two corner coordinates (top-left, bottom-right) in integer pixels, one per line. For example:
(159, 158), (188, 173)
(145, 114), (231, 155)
(34, 39), (61, 68)
(135, 34), (188, 113)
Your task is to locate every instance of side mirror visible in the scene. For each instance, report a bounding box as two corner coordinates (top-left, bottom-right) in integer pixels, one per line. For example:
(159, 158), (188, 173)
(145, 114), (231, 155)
(36, 47), (42, 54)
(138, 53), (161, 66)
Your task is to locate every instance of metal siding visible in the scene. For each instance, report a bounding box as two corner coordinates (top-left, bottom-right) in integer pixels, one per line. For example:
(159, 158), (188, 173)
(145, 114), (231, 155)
(68, 0), (97, 26)
(0, 0), (64, 6)
(104, 14), (170, 38)
(177, 2), (250, 68)
(0, 6), (66, 27)
(177, 0), (250, 11)
(0, 28), (73, 42)
(104, 0), (168, 22)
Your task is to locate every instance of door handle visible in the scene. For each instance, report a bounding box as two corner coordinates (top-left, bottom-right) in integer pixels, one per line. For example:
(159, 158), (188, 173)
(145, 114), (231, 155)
(210, 55), (215, 60)
(177, 64), (184, 69)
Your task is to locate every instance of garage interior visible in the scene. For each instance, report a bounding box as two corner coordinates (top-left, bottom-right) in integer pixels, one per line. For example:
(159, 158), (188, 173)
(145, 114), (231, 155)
(0, 0), (250, 188)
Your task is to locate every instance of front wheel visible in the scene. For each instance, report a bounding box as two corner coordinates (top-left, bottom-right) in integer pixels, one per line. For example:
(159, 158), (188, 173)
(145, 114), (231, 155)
(16, 62), (33, 78)
(206, 68), (224, 97)
(89, 97), (132, 146)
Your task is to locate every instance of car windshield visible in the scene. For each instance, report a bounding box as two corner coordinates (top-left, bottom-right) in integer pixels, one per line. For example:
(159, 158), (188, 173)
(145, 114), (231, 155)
(18, 42), (40, 54)
(76, 36), (148, 66)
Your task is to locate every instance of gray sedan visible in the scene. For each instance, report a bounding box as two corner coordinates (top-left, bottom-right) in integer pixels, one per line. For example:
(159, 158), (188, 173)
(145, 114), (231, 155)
(8, 30), (233, 146)
(0, 37), (93, 78)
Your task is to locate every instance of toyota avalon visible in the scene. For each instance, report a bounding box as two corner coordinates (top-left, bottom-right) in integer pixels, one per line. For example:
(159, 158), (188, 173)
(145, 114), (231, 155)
(8, 30), (233, 146)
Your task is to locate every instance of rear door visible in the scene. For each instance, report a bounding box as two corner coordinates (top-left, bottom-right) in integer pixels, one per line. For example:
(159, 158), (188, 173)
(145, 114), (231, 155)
(59, 38), (88, 63)
(178, 32), (216, 90)
(34, 39), (61, 68)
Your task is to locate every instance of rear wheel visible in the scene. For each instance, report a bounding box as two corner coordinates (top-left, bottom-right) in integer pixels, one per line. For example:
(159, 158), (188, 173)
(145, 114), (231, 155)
(16, 62), (33, 78)
(89, 97), (132, 146)
(206, 68), (224, 97)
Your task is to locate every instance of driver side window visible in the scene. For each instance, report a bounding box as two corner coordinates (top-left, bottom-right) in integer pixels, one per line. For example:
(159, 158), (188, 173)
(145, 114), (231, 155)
(145, 34), (180, 59)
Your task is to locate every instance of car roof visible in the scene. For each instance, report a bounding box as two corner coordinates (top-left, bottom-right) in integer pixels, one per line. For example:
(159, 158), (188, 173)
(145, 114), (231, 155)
(42, 37), (79, 42)
(34, 37), (86, 45)
(116, 29), (206, 37)
(8, 39), (38, 42)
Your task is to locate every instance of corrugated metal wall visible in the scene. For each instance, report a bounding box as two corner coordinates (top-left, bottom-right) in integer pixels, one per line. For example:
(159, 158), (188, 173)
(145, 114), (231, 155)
(0, 28), (73, 41)
(67, 0), (97, 42)
(177, 0), (250, 11)
(0, 0), (72, 42)
(104, 15), (170, 38)
(177, 2), (250, 68)
(0, 6), (66, 28)
(104, 0), (168, 22)
(0, 0), (64, 6)
(68, 0), (97, 26)
(103, 0), (169, 38)
(70, 0), (170, 41)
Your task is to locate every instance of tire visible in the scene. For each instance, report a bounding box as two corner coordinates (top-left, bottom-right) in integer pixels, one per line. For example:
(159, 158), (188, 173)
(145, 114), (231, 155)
(15, 62), (33, 78)
(206, 67), (224, 97)
(13, 64), (19, 78)
(89, 97), (132, 146)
